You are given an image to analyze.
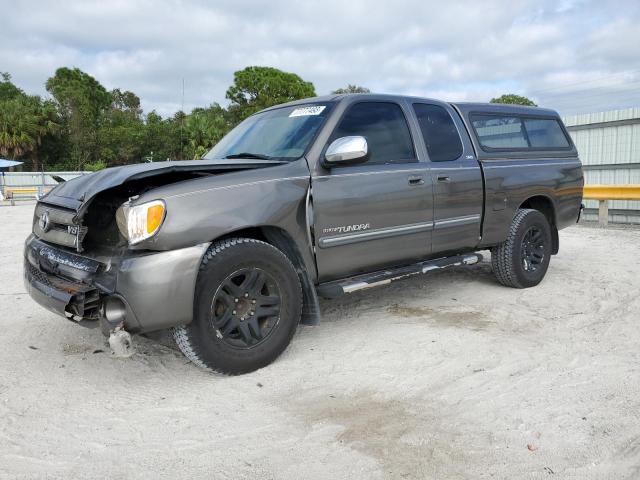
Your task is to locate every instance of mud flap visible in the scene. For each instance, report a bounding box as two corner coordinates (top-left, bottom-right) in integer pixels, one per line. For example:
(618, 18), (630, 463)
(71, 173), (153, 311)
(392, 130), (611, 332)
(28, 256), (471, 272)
(300, 275), (321, 326)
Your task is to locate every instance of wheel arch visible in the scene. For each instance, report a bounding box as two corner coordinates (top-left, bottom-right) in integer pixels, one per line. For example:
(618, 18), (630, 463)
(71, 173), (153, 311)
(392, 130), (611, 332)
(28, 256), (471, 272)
(519, 195), (559, 254)
(213, 225), (321, 325)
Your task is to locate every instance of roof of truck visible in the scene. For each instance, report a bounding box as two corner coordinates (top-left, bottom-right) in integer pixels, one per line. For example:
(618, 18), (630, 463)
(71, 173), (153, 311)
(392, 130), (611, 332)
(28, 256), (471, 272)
(452, 102), (559, 117)
(262, 94), (560, 118)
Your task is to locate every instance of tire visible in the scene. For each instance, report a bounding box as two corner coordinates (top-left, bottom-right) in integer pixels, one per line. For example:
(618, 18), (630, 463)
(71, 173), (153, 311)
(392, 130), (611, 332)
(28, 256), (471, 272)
(491, 209), (552, 289)
(173, 238), (302, 375)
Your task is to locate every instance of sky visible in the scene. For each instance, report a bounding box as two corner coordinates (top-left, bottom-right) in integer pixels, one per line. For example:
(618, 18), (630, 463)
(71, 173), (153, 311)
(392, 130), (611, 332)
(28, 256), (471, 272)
(2, 0), (640, 117)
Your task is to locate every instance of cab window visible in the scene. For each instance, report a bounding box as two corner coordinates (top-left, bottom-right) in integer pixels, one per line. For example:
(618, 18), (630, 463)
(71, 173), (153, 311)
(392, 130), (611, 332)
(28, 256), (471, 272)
(332, 102), (416, 164)
(413, 103), (463, 162)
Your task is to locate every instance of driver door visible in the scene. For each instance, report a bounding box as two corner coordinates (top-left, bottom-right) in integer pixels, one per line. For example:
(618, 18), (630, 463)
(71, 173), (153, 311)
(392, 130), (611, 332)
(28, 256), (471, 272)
(311, 101), (434, 282)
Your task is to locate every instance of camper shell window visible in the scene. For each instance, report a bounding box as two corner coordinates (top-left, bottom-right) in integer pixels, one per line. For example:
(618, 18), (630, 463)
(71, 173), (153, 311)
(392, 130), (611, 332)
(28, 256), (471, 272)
(470, 114), (571, 152)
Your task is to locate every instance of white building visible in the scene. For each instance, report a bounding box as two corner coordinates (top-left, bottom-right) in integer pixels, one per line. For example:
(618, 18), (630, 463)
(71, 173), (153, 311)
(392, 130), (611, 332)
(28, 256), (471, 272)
(563, 108), (640, 224)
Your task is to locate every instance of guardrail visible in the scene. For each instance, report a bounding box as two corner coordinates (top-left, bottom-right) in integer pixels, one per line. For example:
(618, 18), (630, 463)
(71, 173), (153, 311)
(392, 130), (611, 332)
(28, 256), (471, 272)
(583, 184), (640, 226)
(0, 185), (54, 205)
(0, 171), (88, 206)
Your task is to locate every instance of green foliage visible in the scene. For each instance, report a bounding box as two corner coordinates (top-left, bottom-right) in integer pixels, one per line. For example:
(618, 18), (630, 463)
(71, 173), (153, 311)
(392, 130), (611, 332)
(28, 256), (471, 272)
(46, 67), (112, 168)
(3, 65), (323, 171)
(0, 72), (25, 101)
(85, 160), (107, 171)
(490, 94), (537, 107)
(0, 75), (60, 171)
(110, 88), (142, 118)
(332, 84), (370, 94)
(46, 68), (112, 120)
(185, 104), (230, 158)
(142, 110), (182, 162)
(0, 98), (37, 158)
(226, 66), (316, 122)
(98, 89), (146, 166)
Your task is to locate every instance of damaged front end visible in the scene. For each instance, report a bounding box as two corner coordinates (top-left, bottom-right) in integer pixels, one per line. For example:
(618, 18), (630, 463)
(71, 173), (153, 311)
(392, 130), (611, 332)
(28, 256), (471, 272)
(24, 231), (209, 334)
(24, 235), (106, 326)
(24, 159), (281, 333)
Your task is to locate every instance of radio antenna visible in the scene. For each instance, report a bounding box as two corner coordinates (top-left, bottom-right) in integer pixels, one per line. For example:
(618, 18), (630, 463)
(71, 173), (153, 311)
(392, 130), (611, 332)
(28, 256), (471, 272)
(180, 78), (185, 159)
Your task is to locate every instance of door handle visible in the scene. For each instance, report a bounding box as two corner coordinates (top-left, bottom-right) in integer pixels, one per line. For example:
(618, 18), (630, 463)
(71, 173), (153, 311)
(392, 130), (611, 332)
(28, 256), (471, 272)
(437, 175), (451, 182)
(408, 175), (424, 186)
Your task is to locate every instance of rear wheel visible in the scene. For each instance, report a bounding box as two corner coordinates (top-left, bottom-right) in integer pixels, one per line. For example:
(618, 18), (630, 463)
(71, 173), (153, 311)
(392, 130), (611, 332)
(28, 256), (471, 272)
(491, 209), (552, 288)
(173, 238), (302, 375)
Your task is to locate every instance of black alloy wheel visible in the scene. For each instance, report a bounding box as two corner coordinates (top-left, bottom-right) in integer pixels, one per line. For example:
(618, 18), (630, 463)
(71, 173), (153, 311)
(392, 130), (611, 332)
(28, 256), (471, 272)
(491, 208), (552, 288)
(210, 268), (281, 348)
(520, 226), (546, 273)
(173, 238), (302, 375)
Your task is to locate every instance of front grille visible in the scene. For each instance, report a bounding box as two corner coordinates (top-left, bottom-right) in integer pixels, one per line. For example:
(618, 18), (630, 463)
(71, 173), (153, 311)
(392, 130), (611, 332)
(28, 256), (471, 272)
(27, 261), (52, 287)
(33, 203), (87, 252)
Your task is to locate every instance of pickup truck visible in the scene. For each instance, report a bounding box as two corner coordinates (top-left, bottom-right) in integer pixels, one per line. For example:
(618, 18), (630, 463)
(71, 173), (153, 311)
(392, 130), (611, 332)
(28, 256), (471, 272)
(24, 94), (584, 374)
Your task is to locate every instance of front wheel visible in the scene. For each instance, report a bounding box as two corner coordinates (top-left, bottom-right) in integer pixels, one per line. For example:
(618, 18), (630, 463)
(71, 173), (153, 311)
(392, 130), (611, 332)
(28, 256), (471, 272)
(491, 209), (552, 288)
(173, 238), (302, 375)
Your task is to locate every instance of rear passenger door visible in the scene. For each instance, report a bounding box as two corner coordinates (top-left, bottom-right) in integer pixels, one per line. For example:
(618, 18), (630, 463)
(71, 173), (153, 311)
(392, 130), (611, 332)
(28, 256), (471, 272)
(412, 103), (484, 254)
(312, 101), (433, 282)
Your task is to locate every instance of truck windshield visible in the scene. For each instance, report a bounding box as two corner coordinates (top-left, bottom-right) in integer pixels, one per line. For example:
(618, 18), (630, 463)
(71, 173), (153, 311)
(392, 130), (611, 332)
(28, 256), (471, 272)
(204, 103), (333, 161)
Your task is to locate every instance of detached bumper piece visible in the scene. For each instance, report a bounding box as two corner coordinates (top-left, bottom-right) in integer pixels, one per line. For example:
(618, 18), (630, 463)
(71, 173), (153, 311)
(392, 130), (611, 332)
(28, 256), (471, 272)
(317, 253), (483, 298)
(24, 236), (103, 326)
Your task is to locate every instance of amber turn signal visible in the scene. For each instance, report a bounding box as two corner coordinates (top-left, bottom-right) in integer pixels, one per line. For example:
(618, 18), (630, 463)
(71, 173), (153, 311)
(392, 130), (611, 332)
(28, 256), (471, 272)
(147, 204), (165, 234)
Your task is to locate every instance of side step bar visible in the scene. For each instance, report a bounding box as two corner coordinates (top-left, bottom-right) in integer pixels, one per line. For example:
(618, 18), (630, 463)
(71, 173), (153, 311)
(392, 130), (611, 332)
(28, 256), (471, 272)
(316, 253), (483, 299)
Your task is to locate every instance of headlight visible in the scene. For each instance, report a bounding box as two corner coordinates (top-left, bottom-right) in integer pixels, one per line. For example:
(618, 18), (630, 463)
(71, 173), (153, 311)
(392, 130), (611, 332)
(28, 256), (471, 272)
(116, 199), (166, 245)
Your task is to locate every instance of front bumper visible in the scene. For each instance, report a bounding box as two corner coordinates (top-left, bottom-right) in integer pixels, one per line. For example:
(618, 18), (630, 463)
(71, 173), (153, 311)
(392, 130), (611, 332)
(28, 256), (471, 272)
(24, 235), (209, 333)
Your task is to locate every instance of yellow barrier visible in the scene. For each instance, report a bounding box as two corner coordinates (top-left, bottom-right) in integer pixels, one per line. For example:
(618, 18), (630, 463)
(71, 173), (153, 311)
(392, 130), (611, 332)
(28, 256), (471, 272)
(582, 184), (640, 226)
(583, 184), (640, 201)
(2, 186), (52, 205)
(5, 187), (39, 197)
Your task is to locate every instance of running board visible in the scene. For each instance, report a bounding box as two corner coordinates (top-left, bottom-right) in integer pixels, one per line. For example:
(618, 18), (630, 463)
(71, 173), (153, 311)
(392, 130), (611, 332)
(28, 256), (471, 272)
(316, 253), (483, 299)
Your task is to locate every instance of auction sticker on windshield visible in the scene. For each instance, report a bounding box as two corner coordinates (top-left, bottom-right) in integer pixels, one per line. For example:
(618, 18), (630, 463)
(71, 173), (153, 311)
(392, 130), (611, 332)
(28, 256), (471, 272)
(289, 106), (326, 117)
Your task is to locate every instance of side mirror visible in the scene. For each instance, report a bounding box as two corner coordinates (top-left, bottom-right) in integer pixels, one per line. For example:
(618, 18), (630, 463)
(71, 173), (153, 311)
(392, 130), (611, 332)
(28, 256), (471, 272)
(324, 136), (368, 166)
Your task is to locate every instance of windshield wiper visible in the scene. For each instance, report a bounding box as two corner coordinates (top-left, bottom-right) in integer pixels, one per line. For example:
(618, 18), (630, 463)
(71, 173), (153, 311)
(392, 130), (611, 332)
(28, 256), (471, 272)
(224, 152), (273, 160)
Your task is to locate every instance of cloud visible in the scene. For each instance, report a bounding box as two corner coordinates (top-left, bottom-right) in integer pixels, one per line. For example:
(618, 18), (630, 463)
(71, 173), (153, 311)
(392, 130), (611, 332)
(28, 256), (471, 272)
(2, 0), (639, 116)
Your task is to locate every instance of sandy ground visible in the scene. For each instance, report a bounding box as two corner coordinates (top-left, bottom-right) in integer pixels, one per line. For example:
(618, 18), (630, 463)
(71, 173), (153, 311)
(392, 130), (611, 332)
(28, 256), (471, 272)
(1, 203), (639, 480)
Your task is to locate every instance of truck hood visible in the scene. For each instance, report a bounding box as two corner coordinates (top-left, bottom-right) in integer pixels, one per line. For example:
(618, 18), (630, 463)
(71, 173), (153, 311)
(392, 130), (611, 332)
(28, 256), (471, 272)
(40, 159), (286, 213)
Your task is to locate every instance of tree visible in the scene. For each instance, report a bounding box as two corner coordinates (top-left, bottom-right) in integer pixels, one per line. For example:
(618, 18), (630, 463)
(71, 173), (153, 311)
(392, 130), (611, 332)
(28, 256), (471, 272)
(184, 104), (230, 159)
(0, 98), (38, 159)
(46, 67), (112, 168)
(0, 72), (24, 101)
(490, 94), (537, 107)
(0, 75), (59, 170)
(226, 66), (316, 123)
(142, 110), (183, 162)
(110, 88), (143, 119)
(332, 84), (370, 94)
(98, 89), (145, 166)
(28, 99), (60, 171)
(98, 113), (145, 166)
(3, 64), (326, 170)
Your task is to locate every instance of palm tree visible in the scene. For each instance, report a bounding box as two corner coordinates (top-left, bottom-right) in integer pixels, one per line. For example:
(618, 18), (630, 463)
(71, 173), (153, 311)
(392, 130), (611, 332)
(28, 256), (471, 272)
(0, 99), (36, 158)
(0, 95), (59, 170)
(185, 106), (229, 159)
